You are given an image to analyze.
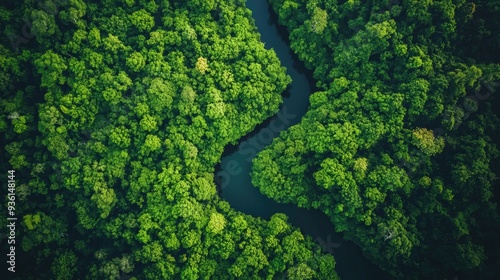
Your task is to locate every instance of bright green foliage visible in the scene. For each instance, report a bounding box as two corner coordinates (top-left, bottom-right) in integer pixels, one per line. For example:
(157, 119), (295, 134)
(287, 262), (316, 280)
(195, 56), (209, 74)
(143, 134), (161, 152)
(109, 126), (131, 148)
(411, 127), (445, 156)
(34, 50), (67, 89)
(310, 7), (328, 34)
(207, 212), (225, 234)
(0, 0), (337, 279)
(126, 51), (146, 72)
(130, 9), (155, 32)
(139, 114), (157, 132)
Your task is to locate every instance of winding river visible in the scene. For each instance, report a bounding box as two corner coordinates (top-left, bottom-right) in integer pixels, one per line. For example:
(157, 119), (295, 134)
(215, 1), (392, 279)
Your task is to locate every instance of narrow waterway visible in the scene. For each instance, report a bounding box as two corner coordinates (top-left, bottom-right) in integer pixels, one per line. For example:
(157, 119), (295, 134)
(215, 1), (391, 279)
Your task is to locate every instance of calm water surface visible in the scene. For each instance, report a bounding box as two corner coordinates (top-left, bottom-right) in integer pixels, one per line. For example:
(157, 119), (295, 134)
(216, 1), (392, 279)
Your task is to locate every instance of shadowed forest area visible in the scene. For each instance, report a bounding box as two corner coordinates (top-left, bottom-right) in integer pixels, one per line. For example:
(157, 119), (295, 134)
(253, 0), (500, 279)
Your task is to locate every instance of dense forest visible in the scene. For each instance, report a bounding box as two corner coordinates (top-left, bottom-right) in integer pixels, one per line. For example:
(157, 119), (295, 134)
(252, 0), (500, 279)
(1, 0), (339, 279)
(1, 0), (499, 279)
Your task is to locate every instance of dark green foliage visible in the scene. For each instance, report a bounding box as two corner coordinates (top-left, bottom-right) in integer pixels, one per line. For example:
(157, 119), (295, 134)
(254, 0), (500, 279)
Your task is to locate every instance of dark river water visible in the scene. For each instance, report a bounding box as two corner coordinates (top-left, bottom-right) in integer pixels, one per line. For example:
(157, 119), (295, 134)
(215, 1), (392, 279)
